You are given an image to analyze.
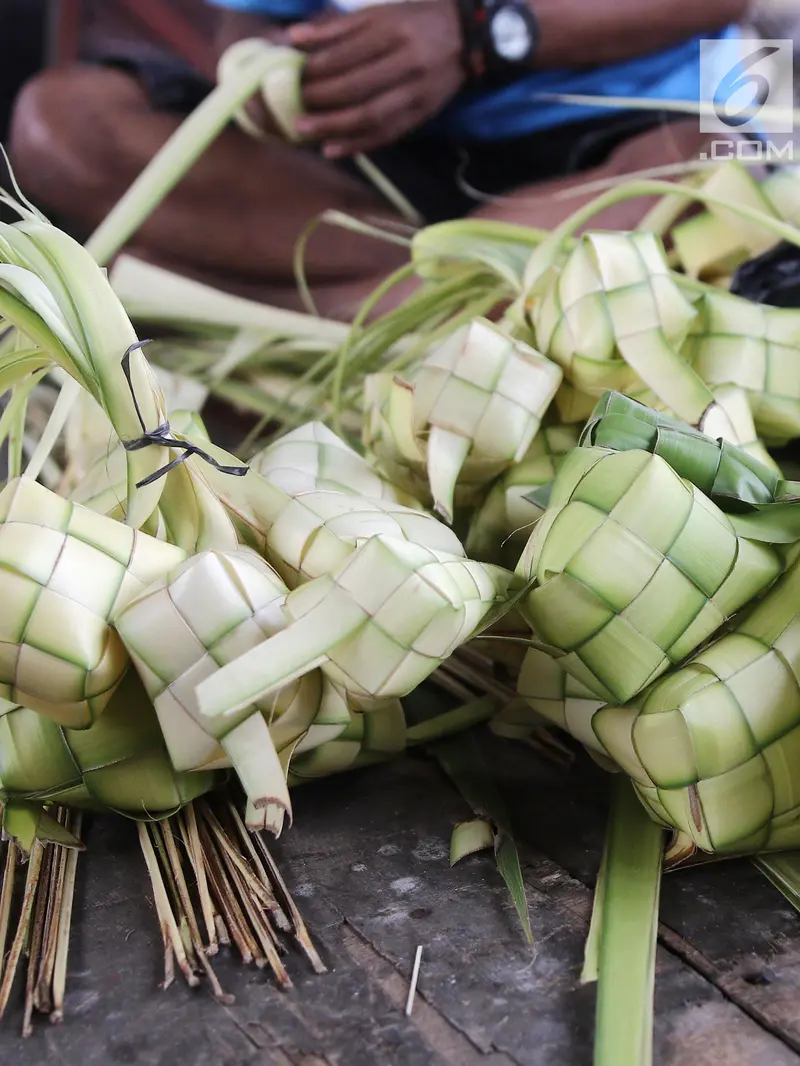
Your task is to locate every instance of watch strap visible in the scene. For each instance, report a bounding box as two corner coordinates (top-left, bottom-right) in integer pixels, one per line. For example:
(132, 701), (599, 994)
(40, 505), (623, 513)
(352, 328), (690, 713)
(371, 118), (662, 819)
(455, 0), (487, 81)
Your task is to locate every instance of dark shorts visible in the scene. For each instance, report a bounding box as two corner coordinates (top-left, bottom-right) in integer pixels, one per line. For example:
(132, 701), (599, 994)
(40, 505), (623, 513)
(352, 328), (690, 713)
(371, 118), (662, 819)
(120, 55), (674, 225)
(336, 110), (673, 223)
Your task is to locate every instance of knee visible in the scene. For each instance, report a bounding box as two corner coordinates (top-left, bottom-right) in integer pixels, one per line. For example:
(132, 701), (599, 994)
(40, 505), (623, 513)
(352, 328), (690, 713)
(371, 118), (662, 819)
(11, 69), (87, 177)
(9, 66), (142, 215)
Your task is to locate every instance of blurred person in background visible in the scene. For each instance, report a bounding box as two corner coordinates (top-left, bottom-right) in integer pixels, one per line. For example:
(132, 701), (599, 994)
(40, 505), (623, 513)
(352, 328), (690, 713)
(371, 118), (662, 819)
(0, 2), (46, 144)
(10, 0), (747, 317)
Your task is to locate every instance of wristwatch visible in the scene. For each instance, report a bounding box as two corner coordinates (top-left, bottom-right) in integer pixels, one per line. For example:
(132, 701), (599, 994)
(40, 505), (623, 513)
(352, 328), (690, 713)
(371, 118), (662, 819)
(457, 0), (539, 81)
(484, 0), (539, 72)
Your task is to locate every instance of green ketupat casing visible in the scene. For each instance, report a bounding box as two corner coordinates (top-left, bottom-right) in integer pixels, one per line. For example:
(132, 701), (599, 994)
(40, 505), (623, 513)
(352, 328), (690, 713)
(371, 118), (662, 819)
(592, 551), (800, 857)
(0, 670), (219, 817)
(516, 446), (784, 704)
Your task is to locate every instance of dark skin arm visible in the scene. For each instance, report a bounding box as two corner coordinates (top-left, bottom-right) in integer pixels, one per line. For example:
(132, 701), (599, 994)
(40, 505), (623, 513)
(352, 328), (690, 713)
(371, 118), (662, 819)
(217, 0), (748, 156)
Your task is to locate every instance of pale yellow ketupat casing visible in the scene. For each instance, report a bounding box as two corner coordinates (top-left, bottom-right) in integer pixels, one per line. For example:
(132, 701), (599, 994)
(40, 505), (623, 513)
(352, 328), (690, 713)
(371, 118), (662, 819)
(178, 421), (470, 587)
(0, 477), (185, 728)
(530, 230), (720, 426)
(364, 317), (562, 524)
(249, 420), (412, 503)
(115, 546), (327, 832)
(193, 533), (514, 732)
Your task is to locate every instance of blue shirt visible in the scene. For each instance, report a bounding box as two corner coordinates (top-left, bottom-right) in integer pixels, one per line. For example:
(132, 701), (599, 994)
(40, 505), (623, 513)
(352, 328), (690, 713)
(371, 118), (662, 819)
(209, 0), (740, 142)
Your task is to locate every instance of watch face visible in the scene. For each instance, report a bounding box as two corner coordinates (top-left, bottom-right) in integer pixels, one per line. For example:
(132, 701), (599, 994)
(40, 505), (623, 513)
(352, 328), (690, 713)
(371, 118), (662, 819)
(490, 7), (532, 63)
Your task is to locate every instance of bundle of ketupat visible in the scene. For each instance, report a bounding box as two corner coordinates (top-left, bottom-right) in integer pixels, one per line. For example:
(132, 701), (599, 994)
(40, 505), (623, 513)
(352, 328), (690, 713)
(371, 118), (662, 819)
(0, 184), (520, 1026)
(507, 391), (800, 861)
(593, 549), (800, 859)
(5, 34), (800, 1058)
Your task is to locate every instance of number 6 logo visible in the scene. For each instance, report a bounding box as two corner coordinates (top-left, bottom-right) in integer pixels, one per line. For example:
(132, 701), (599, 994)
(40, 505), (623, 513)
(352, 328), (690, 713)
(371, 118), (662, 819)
(700, 37), (794, 135)
(713, 45), (780, 128)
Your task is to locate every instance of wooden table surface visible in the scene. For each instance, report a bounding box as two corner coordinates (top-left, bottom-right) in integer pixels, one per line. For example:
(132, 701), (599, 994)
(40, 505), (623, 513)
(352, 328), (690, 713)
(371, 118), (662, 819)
(1, 736), (799, 1066)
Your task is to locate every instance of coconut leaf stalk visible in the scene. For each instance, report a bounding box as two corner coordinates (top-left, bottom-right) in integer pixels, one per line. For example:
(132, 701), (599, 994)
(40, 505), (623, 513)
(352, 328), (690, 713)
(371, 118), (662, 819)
(412, 218), (546, 289)
(109, 254), (350, 345)
(0, 202), (244, 551)
(0, 210), (170, 525)
(592, 778), (663, 1066)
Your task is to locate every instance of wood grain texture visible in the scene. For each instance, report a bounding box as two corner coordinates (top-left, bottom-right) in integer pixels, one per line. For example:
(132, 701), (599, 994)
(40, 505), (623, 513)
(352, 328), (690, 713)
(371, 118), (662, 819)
(0, 739), (798, 1064)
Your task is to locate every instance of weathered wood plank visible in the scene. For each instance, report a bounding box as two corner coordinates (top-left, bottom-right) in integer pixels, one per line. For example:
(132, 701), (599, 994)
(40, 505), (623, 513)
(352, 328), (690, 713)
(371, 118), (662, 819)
(494, 736), (800, 1058)
(0, 744), (797, 1065)
(277, 753), (800, 1066)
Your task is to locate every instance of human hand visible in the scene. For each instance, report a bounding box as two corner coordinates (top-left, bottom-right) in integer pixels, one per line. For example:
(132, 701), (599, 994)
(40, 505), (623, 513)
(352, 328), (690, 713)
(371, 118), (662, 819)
(290, 1), (465, 157)
(216, 12), (292, 137)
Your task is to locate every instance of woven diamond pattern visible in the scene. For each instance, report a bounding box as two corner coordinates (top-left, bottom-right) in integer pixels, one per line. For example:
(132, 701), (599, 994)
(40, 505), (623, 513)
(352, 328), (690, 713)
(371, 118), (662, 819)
(261, 489), (465, 587)
(364, 318), (561, 515)
(0, 675), (218, 815)
(518, 448), (783, 704)
(594, 621), (800, 856)
(115, 548), (323, 772)
(276, 535), (511, 700)
(0, 478), (185, 727)
(252, 421), (403, 501)
(533, 232), (697, 396)
(684, 290), (800, 445)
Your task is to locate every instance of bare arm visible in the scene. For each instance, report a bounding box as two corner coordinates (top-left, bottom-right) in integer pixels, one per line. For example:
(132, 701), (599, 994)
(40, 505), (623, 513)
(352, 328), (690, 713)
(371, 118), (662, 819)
(213, 0), (747, 157)
(532, 0), (749, 69)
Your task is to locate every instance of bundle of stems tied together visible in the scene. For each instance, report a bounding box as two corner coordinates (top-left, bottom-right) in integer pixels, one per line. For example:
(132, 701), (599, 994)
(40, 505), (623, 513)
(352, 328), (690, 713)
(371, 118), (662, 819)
(3, 35), (800, 1063)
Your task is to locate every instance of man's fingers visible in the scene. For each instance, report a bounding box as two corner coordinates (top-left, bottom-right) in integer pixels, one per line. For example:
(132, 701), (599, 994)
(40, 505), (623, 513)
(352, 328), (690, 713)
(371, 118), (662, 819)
(297, 82), (421, 142)
(302, 52), (412, 111)
(289, 10), (366, 48)
(323, 119), (418, 158)
(301, 27), (395, 83)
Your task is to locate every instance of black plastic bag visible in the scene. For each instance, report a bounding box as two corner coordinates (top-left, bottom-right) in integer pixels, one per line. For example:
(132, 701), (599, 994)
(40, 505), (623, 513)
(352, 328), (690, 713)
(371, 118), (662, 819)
(731, 241), (800, 308)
